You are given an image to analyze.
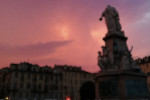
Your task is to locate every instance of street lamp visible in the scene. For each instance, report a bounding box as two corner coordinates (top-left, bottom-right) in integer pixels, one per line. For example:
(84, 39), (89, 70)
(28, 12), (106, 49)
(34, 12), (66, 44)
(66, 96), (71, 100)
(5, 96), (9, 100)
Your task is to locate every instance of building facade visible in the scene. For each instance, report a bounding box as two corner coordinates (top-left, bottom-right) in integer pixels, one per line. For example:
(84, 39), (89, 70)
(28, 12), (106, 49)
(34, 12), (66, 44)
(136, 56), (150, 74)
(136, 56), (150, 95)
(0, 62), (93, 100)
(54, 65), (93, 100)
(0, 62), (63, 100)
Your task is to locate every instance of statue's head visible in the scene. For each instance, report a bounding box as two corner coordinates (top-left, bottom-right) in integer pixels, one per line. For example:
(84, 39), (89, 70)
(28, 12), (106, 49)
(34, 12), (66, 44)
(107, 5), (111, 8)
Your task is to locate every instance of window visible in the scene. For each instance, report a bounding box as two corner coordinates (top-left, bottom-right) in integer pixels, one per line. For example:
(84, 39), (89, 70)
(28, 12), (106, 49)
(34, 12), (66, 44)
(40, 75), (43, 80)
(64, 86), (67, 90)
(12, 92), (16, 97)
(45, 85), (48, 91)
(60, 77), (63, 82)
(27, 73), (30, 79)
(75, 73), (77, 77)
(146, 63), (149, 68)
(19, 93), (22, 97)
(83, 74), (86, 78)
(60, 86), (63, 91)
(21, 73), (24, 81)
(45, 76), (48, 82)
(20, 83), (24, 88)
(34, 84), (37, 90)
(13, 83), (17, 90)
(65, 90), (67, 95)
(15, 72), (18, 78)
(70, 73), (73, 76)
(38, 84), (42, 90)
(50, 76), (53, 80)
(49, 85), (53, 90)
(55, 78), (58, 84)
(33, 75), (36, 82)
(55, 85), (58, 90)
(70, 80), (72, 85)
(27, 83), (30, 89)
(75, 80), (77, 84)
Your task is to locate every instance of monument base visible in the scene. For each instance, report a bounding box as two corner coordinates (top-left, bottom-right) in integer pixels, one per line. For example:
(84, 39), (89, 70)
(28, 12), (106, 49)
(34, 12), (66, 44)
(95, 71), (149, 100)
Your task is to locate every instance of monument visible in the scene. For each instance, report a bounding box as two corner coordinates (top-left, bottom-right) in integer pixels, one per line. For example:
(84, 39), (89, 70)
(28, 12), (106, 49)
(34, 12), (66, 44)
(95, 5), (149, 100)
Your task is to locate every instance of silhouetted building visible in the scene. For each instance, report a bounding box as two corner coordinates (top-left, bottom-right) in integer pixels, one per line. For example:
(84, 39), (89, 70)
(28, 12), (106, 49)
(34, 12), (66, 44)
(136, 56), (150, 95)
(0, 62), (93, 100)
(54, 65), (94, 100)
(136, 56), (150, 74)
(0, 62), (63, 100)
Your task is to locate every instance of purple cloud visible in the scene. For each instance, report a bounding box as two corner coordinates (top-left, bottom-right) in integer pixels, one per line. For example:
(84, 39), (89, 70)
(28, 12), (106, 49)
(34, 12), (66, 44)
(0, 40), (72, 57)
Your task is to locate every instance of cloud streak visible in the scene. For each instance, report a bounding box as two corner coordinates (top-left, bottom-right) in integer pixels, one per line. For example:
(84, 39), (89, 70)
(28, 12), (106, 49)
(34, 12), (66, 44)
(0, 40), (72, 57)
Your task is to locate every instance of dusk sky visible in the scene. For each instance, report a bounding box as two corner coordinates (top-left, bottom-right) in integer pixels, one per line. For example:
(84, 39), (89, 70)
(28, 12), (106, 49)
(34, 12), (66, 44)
(0, 0), (150, 72)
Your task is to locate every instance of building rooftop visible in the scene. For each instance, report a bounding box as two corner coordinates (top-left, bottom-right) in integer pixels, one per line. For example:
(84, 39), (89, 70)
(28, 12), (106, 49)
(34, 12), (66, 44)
(0, 62), (92, 74)
(135, 56), (150, 64)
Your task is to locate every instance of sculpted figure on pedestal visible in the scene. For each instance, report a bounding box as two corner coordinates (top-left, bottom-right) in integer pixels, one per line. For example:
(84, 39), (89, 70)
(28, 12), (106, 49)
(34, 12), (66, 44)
(98, 5), (140, 72)
(100, 5), (122, 33)
(120, 52), (131, 70)
(98, 46), (113, 71)
(120, 52), (140, 71)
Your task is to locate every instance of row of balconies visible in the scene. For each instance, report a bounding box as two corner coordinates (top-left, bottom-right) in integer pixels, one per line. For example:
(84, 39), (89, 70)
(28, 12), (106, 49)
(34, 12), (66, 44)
(9, 83), (63, 92)
(10, 62), (55, 72)
(54, 64), (82, 71)
(13, 71), (63, 83)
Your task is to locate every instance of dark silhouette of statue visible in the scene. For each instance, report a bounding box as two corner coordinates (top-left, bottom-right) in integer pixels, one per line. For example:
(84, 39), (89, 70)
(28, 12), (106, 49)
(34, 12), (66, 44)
(98, 5), (140, 71)
(100, 5), (122, 33)
(96, 5), (148, 100)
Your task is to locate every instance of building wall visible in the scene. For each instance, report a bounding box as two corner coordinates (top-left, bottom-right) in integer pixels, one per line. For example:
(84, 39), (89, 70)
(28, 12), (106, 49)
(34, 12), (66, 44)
(136, 56), (150, 96)
(136, 56), (150, 74)
(0, 63), (94, 100)
(54, 65), (94, 100)
(0, 62), (63, 100)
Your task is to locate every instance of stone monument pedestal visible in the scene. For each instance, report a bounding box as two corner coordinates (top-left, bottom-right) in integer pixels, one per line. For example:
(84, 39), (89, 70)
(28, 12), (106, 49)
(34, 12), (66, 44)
(96, 5), (149, 100)
(95, 71), (149, 100)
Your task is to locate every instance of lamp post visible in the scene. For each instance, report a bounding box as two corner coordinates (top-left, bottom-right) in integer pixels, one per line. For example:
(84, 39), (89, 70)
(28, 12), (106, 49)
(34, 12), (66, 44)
(66, 96), (71, 100)
(5, 96), (9, 100)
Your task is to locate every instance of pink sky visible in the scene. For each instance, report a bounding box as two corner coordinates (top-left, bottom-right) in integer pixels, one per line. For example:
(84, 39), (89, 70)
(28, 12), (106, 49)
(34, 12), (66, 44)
(0, 0), (150, 72)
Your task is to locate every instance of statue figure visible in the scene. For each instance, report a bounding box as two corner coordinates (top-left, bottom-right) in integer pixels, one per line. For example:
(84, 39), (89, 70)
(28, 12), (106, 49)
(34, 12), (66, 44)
(120, 52), (131, 70)
(98, 51), (105, 70)
(100, 5), (122, 33)
(120, 52), (140, 71)
(98, 46), (114, 71)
